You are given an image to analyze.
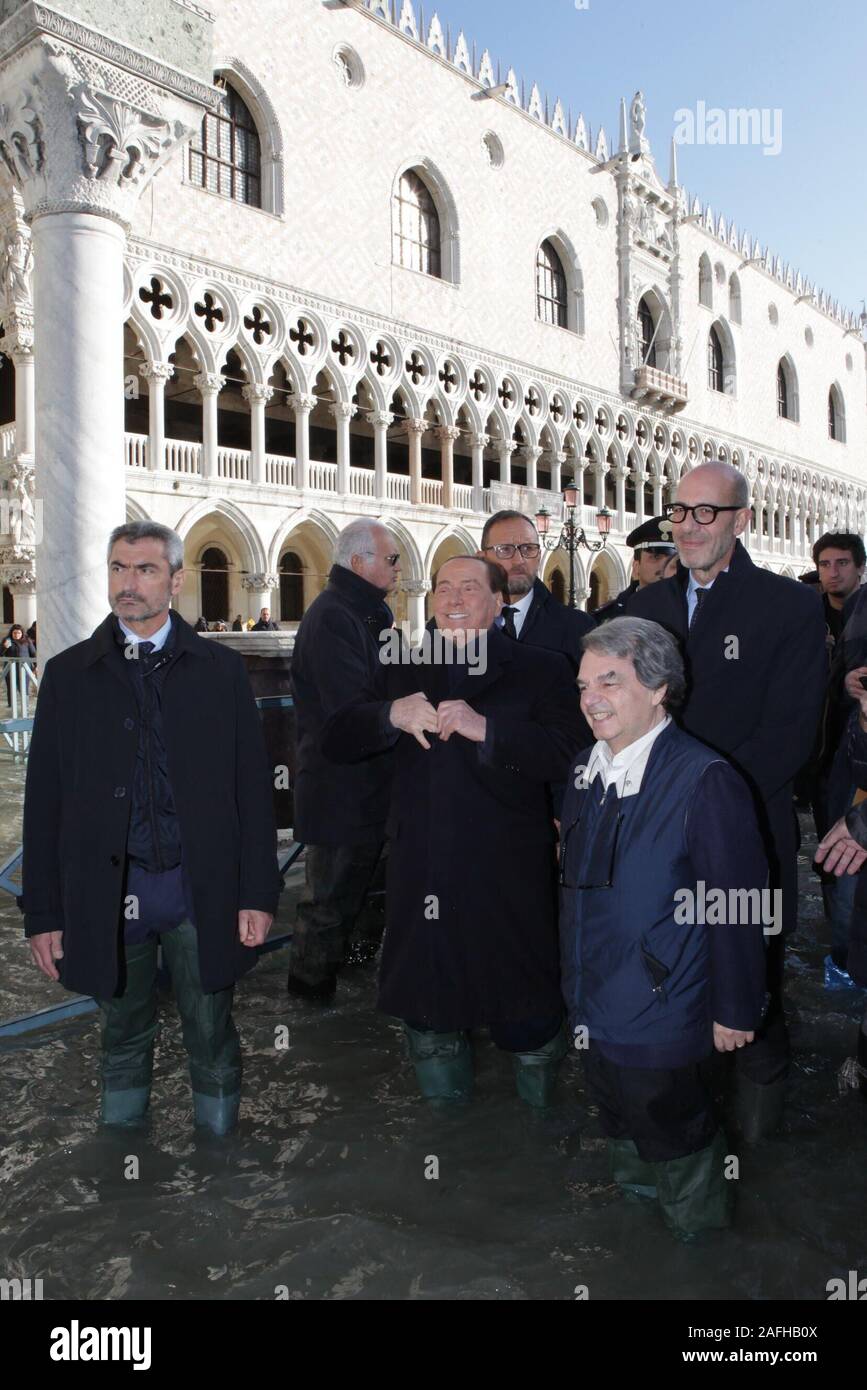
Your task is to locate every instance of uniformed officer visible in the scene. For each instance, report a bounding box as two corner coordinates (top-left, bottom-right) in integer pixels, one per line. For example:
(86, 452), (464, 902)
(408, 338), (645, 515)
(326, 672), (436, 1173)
(594, 517), (677, 624)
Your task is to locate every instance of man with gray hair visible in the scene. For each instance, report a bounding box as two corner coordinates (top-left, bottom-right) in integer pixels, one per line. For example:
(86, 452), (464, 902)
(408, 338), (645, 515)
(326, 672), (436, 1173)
(288, 518), (412, 1001)
(22, 522), (280, 1134)
(559, 617), (767, 1240)
(627, 461), (826, 1140)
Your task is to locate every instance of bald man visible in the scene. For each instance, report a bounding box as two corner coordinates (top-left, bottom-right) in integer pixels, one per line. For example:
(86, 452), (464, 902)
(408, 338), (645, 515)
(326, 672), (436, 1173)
(627, 462), (826, 1140)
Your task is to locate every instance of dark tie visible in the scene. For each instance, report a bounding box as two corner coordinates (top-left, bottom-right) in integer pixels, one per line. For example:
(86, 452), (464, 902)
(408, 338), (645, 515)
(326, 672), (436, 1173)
(502, 606), (518, 640)
(689, 588), (709, 632)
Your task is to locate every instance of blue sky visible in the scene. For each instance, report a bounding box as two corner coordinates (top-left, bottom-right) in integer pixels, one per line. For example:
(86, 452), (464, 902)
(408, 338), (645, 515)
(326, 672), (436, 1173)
(414, 0), (865, 315)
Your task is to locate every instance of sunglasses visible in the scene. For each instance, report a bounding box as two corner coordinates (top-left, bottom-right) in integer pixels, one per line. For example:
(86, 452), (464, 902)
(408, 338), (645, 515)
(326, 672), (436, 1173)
(362, 552), (401, 566)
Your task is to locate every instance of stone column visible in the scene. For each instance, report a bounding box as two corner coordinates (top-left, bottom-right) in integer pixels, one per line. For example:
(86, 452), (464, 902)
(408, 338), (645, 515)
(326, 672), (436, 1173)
(243, 383), (273, 486)
(550, 450), (566, 497)
(140, 362), (173, 472)
(0, 1), (216, 663)
(437, 425), (461, 511)
(498, 439), (517, 484)
(368, 410), (392, 502)
(407, 417), (426, 505)
(615, 466), (627, 526)
(402, 578), (432, 637)
(7, 569), (37, 629)
(471, 432), (489, 513)
(523, 444), (542, 493)
(595, 465), (607, 510)
(634, 472), (646, 523)
(242, 572), (279, 623)
(331, 401), (356, 497)
(652, 474), (664, 515)
(294, 392), (316, 491)
(194, 372), (223, 480)
(10, 345), (35, 459)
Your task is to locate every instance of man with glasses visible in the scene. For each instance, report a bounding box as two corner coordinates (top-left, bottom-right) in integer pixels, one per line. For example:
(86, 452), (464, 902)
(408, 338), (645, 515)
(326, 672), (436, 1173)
(478, 510), (594, 672)
(627, 462), (826, 1140)
(560, 617), (767, 1240)
(287, 519), (402, 1002)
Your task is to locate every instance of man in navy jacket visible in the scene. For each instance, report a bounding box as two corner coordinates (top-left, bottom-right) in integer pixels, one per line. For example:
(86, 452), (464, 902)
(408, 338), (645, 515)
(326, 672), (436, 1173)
(627, 462), (826, 1139)
(560, 617), (767, 1240)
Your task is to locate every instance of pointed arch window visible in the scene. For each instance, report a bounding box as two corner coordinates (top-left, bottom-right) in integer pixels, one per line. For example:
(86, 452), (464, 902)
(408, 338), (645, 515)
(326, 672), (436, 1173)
(536, 240), (568, 327)
(728, 273), (742, 324)
(189, 81), (261, 207)
(828, 385), (846, 442)
(636, 297), (656, 368)
(393, 170), (442, 278)
(777, 362), (789, 419)
(707, 326), (724, 392)
(698, 254), (713, 308)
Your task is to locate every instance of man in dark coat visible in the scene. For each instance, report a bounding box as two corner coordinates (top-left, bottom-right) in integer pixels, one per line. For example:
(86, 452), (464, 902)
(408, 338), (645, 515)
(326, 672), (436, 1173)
(561, 617), (767, 1239)
(22, 522), (280, 1134)
(593, 516), (676, 624)
(252, 607), (279, 631)
(626, 462), (827, 1139)
(287, 519), (401, 1002)
(478, 509), (594, 672)
(322, 555), (583, 1106)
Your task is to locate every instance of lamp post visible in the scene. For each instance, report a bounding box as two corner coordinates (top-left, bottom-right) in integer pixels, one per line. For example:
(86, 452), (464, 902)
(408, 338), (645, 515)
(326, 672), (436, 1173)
(535, 485), (612, 609)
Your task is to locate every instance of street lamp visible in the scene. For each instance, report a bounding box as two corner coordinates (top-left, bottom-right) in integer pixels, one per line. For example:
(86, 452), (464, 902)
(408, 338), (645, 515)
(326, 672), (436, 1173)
(536, 489), (612, 610)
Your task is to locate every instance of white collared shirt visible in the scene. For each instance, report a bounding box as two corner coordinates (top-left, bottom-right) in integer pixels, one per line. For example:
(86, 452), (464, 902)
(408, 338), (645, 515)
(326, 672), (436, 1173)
(118, 611), (173, 652)
(498, 585), (534, 637)
(584, 714), (671, 799)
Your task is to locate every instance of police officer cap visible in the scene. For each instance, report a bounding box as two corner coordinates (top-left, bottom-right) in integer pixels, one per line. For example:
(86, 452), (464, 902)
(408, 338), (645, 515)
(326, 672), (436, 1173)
(626, 516), (677, 553)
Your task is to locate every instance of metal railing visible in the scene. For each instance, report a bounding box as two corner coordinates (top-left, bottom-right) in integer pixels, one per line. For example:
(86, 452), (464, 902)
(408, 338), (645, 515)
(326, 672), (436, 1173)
(0, 657), (38, 753)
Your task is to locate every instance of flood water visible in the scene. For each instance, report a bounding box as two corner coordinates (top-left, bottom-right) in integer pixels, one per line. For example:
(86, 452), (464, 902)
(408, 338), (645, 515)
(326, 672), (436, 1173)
(1, 750), (866, 1301)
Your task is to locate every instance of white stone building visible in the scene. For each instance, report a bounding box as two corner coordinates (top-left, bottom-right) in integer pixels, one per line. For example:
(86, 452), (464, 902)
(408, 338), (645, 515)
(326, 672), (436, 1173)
(0, 0), (864, 661)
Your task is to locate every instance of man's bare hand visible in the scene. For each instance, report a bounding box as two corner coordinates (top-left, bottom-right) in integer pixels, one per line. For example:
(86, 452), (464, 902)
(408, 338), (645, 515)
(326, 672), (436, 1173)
(29, 930), (64, 981)
(389, 692), (439, 749)
(437, 699), (486, 744)
(238, 909), (272, 947)
(713, 1022), (755, 1052)
(815, 816), (867, 876)
(844, 666), (867, 703)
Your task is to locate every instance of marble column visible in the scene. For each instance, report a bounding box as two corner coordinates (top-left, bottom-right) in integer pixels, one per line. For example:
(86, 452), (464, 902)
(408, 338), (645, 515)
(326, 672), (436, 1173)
(437, 425), (461, 511)
(242, 573), (279, 623)
(615, 466), (627, 526)
(195, 372), (223, 479)
(595, 464), (606, 510)
(523, 444), (542, 493)
(403, 579), (432, 638)
(331, 401), (356, 497)
(369, 411), (393, 502)
(550, 450), (566, 497)
(10, 344), (35, 459)
(407, 417), (425, 505)
(294, 393), (316, 491)
(243, 383), (273, 486)
(498, 439), (517, 484)
(652, 475), (664, 515)
(471, 432), (489, 513)
(8, 574), (37, 629)
(140, 361), (172, 472)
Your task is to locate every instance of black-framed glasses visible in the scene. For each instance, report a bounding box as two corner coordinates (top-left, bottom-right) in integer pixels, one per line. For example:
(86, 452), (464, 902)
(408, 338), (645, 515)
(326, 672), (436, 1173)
(363, 551), (401, 566)
(664, 503), (743, 525)
(482, 542), (541, 559)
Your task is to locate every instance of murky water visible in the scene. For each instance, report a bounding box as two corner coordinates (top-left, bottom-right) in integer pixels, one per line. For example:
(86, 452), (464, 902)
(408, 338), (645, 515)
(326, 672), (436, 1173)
(2, 747), (866, 1300)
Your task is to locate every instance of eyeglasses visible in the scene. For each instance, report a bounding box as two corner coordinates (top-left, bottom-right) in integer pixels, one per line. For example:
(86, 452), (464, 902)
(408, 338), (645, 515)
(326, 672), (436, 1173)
(664, 503), (744, 526)
(482, 543), (541, 559)
(559, 796), (622, 890)
(362, 552), (401, 566)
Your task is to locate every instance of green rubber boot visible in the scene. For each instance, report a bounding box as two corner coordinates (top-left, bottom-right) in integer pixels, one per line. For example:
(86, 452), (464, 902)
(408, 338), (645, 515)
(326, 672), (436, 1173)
(654, 1130), (733, 1242)
(193, 1090), (240, 1136)
(608, 1138), (658, 1202)
(101, 1086), (151, 1127)
(733, 1076), (786, 1144)
(404, 1025), (473, 1102)
(511, 1025), (569, 1108)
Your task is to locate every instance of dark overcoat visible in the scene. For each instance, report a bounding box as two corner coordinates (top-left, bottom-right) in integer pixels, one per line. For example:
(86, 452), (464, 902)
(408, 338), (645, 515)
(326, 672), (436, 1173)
(627, 540), (827, 931)
(838, 712), (867, 988)
(519, 577), (595, 673)
(291, 564), (395, 847)
(22, 612), (281, 999)
(322, 628), (583, 1030)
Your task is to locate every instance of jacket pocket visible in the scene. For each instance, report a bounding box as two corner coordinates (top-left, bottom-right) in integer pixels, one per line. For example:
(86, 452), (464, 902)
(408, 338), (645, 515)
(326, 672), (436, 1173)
(640, 940), (670, 1003)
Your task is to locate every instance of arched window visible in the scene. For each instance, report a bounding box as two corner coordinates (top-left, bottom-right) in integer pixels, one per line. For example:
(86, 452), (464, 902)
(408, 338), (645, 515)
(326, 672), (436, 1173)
(698, 254), (713, 308)
(777, 358), (799, 421)
(189, 81), (261, 207)
(728, 273), (742, 324)
(536, 240), (567, 327)
(279, 551), (305, 621)
(636, 297), (656, 368)
(549, 569), (566, 605)
(392, 170), (441, 278)
(776, 363), (788, 418)
(707, 327), (724, 392)
(828, 385), (846, 442)
(200, 546), (229, 623)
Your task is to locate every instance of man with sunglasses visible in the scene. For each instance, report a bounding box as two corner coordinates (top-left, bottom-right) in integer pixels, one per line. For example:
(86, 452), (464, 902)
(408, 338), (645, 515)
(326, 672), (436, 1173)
(627, 462), (827, 1140)
(287, 519), (402, 1002)
(478, 510), (594, 672)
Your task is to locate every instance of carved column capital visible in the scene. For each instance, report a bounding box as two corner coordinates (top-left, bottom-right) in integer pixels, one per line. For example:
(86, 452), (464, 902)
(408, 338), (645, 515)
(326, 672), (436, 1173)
(401, 579), (433, 597)
(242, 383), (274, 406)
(139, 361), (173, 383)
(436, 425), (461, 443)
(471, 433), (490, 451)
(329, 401), (356, 422)
(406, 416), (427, 435)
(498, 439), (518, 456)
(293, 392), (317, 414)
(194, 371), (224, 397)
(241, 573), (280, 592)
(368, 410), (393, 430)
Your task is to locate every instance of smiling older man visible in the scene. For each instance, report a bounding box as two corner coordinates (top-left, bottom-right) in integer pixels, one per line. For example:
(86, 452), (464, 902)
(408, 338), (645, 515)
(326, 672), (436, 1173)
(322, 555), (582, 1105)
(559, 617), (767, 1240)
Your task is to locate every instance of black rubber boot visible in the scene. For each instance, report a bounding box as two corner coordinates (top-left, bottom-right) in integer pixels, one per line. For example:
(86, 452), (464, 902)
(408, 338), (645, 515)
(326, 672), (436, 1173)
(733, 1075), (785, 1143)
(608, 1138), (658, 1202)
(511, 1026), (568, 1108)
(654, 1130), (733, 1242)
(404, 1025), (473, 1102)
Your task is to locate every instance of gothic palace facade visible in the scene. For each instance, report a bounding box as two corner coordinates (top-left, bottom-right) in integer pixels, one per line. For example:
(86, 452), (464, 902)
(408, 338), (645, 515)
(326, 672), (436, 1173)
(0, 0), (864, 643)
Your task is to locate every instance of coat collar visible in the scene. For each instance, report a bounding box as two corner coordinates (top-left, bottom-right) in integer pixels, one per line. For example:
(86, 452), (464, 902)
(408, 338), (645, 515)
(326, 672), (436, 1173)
(83, 609), (208, 667)
(327, 563), (392, 620)
(518, 578), (551, 641)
